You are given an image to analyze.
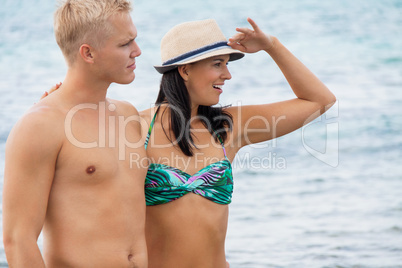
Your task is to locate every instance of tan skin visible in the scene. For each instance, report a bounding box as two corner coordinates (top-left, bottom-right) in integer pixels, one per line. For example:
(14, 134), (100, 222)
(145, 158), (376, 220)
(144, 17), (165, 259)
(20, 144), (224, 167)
(140, 18), (335, 268)
(3, 12), (148, 267)
(44, 18), (336, 267)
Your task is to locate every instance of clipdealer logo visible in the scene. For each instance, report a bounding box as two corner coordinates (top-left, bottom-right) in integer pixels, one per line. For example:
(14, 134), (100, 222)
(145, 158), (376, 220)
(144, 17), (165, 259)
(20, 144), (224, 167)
(301, 101), (339, 167)
(63, 101), (339, 167)
(64, 102), (143, 160)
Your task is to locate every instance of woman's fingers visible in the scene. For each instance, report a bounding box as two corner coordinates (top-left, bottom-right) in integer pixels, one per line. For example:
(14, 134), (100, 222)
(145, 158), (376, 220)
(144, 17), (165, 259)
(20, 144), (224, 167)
(234, 18), (260, 35)
(228, 33), (247, 51)
(246, 17), (261, 33)
(227, 41), (246, 52)
(49, 82), (62, 94)
(228, 18), (271, 52)
(229, 32), (245, 42)
(235, 27), (254, 35)
(39, 91), (49, 100)
(39, 82), (62, 101)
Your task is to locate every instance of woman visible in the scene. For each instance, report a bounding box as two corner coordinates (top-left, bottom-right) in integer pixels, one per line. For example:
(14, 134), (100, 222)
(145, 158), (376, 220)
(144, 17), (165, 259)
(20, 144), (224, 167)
(140, 18), (335, 267)
(45, 18), (335, 267)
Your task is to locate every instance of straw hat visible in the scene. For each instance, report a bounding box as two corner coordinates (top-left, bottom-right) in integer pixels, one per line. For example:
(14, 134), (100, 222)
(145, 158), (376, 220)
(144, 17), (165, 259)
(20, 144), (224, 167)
(154, 19), (244, 74)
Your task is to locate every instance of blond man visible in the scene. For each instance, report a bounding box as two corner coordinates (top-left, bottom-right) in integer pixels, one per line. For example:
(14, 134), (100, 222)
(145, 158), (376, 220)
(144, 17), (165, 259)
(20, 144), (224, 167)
(2, 0), (147, 267)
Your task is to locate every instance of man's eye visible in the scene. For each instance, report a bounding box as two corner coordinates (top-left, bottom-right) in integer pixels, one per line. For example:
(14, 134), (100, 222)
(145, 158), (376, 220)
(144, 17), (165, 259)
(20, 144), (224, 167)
(122, 40), (132, 47)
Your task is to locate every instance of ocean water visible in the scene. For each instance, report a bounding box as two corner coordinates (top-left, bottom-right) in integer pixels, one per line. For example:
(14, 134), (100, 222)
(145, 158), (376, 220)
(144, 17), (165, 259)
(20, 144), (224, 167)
(1, 0), (401, 267)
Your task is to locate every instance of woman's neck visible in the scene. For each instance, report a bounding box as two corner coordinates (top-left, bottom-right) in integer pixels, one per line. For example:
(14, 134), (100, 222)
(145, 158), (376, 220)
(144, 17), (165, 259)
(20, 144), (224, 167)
(190, 104), (199, 118)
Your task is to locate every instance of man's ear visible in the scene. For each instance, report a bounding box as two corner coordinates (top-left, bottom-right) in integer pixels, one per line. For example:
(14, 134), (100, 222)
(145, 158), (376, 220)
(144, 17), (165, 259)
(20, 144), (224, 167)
(178, 65), (190, 81)
(79, 44), (95, 63)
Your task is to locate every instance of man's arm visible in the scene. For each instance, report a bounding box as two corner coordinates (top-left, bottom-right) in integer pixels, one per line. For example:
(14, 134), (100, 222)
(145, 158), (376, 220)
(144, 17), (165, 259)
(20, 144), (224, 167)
(2, 107), (62, 267)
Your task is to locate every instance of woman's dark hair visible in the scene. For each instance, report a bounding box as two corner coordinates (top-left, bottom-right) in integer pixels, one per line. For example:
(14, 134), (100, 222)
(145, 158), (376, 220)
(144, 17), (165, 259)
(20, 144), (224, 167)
(155, 68), (233, 156)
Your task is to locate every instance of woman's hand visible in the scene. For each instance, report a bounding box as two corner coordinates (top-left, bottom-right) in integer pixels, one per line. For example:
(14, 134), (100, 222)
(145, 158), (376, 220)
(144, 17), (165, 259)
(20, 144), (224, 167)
(40, 82), (62, 100)
(228, 17), (276, 53)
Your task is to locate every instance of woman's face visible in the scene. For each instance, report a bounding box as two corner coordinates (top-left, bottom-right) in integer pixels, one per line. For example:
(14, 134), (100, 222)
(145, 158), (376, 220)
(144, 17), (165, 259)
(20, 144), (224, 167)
(183, 54), (232, 108)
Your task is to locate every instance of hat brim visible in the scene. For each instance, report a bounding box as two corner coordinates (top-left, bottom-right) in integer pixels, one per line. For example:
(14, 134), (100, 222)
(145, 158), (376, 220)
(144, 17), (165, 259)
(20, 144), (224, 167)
(154, 48), (244, 74)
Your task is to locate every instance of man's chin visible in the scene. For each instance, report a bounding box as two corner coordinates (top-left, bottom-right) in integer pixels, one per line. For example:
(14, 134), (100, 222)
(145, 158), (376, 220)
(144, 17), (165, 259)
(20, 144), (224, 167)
(116, 74), (136, 85)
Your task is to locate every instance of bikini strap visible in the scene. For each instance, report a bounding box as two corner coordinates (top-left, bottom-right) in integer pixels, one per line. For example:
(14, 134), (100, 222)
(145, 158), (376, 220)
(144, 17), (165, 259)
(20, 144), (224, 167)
(146, 108), (228, 160)
(144, 106), (160, 150)
(214, 131), (228, 160)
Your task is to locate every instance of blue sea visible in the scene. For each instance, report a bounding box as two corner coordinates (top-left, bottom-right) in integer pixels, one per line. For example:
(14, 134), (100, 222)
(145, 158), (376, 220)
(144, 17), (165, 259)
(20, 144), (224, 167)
(1, 0), (401, 267)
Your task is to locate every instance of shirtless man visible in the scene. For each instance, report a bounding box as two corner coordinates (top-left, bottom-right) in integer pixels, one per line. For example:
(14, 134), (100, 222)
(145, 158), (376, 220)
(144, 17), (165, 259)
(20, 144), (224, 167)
(2, 0), (147, 267)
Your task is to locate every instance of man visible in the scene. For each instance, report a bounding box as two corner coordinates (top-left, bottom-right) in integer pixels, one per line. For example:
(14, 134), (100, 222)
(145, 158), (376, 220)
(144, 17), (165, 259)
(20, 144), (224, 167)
(2, 0), (147, 267)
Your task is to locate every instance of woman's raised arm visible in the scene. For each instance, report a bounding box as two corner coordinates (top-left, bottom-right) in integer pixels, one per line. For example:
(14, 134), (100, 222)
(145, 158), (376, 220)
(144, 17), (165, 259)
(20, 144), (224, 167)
(227, 18), (336, 149)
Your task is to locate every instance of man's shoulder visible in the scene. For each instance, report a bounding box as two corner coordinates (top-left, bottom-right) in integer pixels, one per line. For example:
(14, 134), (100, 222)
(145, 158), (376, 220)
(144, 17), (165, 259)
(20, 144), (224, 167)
(19, 102), (65, 128)
(6, 103), (65, 152)
(108, 98), (139, 117)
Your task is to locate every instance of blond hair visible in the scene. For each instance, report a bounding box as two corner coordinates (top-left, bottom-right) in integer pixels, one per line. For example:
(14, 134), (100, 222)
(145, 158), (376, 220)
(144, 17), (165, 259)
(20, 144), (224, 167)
(54, 0), (132, 66)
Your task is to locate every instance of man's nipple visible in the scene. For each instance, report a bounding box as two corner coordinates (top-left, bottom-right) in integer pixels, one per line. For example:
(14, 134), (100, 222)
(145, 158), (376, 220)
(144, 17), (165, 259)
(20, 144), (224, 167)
(86, 165), (96, 174)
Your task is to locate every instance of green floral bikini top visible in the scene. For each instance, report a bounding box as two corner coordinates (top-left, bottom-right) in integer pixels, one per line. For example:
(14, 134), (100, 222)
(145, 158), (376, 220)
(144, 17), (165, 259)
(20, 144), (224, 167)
(144, 109), (234, 206)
